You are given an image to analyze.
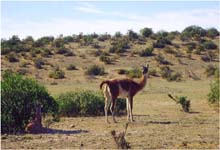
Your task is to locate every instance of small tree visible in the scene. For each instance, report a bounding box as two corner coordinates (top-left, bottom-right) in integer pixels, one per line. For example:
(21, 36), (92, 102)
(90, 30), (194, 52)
(140, 27), (153, 37)
(208, 75), (219, 105)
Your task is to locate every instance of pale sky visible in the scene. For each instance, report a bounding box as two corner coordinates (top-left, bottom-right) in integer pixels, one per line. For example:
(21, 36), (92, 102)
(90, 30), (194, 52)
(1, 1), (220, 39)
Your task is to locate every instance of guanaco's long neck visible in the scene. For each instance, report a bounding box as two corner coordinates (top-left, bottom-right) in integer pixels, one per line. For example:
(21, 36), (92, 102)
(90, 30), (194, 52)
(138, 74), (147, 91)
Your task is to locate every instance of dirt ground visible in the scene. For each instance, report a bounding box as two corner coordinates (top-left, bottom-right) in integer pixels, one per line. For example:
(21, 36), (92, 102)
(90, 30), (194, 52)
(1, 79), (219, 149)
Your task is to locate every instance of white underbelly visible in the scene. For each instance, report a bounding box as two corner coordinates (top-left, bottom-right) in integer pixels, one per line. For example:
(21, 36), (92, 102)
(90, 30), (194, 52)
(118, 84), (129, 98)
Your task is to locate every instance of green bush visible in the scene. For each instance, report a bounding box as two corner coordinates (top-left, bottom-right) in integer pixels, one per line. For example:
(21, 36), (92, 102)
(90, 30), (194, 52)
(160, 66), (181, 81)
(85, 65), (105, 76)
(139, 47), (154, 57)
(155, 54), (170, 65)
(148, 69), (158, 77)
(208, 78), (219, 104)
(153, 38), (171, 48)
(202, 41), (217, 50)
(1, 71), (58, 133)
(207, 28), (219, 38)
(5, 53), (19, 62)
(109, 40), (129, 53)
(56, 91), (126, 117)
(49, 67), (65, 79)
(140, 27), (153, 37)
(56, 47), (74, 56)
(126, 68), (142, 78)
(99, 55), (112, 64)
(33, 57), (45, 69)
(177, 96), (190, 112)
(66, 64), (77, 70)
(205, 65), (218, 77)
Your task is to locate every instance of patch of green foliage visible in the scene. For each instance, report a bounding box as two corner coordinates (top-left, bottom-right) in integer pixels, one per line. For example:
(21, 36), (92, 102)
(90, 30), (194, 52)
(49, 67), (65, 79)
(55, 91), (126, 117)
(208, 71), (219, 105)
(139, 47), (154, 57)
(85, 65), (105, 76)
(126, 68), (142, 78)
(66, 64), (77, 70)
(160, 66), (182, 81)
(99, 55), (112, 64)
(1, 71), (58, 134)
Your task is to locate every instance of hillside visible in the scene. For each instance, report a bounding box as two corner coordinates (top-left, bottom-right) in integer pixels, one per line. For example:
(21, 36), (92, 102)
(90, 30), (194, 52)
(1, 26), (219, 88)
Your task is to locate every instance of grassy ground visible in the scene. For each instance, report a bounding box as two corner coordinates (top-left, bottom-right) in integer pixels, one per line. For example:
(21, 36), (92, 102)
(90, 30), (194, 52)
(2, 78), (219, 149)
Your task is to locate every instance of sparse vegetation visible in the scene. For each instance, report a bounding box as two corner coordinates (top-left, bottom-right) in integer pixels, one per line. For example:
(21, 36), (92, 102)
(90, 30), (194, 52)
(155, 53), (170, 65)
(139, 47), (154, 57)
(126, 68), (142, 78)
(66, 64), (77, 70)
(49, 67), (65, 79)
(160, 66), (182, 81)
(99, 55), (112, 64)
(5, 53), (19, 62)
(208, 75), (219, 105)
(34, 57), (45, 69)
(85, 65), (105, 76)
(205, 65), (218, 77)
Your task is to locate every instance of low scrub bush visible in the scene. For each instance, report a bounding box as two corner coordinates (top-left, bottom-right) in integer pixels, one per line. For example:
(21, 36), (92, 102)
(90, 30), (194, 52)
(155, 54), (170, 65)
(85, 65), (105, 76)
(66, 64), (77, 70)
(201, 55), (211, 62)
(99, 55), (112, 64)
(56, 47), (74, 56)
(205, 65), (218, 77)
(126, 68), (142, 78)
(202, 41), (217, 50)
(34, 57), (45, 69)
(160, 66), (181, 81)
(1, 71), (58, 133)
(148, 69), (158, 77)
(153, 38), (172, 48)
(5, 53), (19, 62)
(109, 40), (129, 53)
(49, 67), (65, 79)
(56, 91), (126, 117)
(208, 78), (219, 105)
(139, 47), (154, 57)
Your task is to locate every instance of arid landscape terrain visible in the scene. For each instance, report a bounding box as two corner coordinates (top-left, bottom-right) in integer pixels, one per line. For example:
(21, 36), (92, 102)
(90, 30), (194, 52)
(1, 26), (219, 149)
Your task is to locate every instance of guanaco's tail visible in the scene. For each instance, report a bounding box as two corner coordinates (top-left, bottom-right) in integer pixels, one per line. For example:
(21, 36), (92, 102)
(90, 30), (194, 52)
(100, 80), (109, 89)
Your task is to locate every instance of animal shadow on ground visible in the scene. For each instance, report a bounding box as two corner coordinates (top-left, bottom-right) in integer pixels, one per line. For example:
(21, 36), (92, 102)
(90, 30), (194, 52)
(39, 127), (88, 135)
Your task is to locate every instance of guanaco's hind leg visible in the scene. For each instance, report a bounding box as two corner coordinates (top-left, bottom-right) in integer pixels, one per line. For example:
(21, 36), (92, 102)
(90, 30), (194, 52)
(126, 97), (134, 122)
(110, 99), (117, 123)
(103, 84), (112, 123)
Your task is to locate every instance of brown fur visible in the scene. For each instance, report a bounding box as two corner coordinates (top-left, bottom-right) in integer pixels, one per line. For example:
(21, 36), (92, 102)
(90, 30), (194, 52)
(100, 66), (148, 122)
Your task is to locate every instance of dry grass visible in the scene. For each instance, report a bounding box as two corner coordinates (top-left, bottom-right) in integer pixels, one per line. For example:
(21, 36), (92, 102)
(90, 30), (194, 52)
(1, 78), (219, 149)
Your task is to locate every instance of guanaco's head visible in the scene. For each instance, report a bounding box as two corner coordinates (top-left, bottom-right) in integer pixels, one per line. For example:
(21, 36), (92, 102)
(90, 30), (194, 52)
(142, 64), (149, 75)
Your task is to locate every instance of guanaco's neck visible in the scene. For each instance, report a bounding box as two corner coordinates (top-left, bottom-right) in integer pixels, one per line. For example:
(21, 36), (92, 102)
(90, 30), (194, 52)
(138, 74), (147, 91)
